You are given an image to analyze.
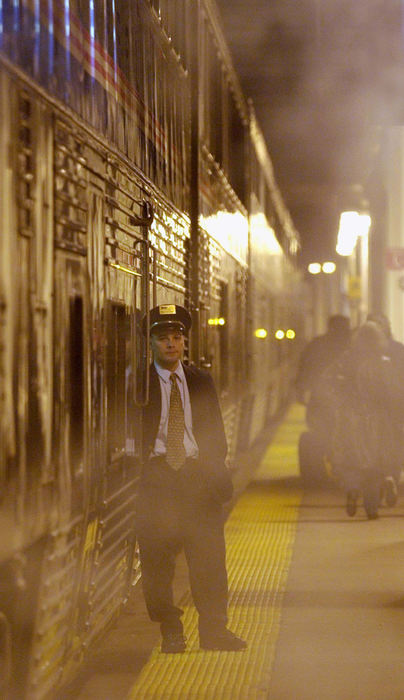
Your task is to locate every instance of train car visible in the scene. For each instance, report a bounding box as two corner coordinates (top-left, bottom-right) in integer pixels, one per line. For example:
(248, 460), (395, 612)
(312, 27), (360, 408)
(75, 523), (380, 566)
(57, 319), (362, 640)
(0, 1), (302, 697)
(247, 106), (303, 444)
(194, 1), (303, 460)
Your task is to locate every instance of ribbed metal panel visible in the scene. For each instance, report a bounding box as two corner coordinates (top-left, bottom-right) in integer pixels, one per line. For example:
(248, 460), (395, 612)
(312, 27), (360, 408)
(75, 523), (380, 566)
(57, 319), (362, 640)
(27, 517), (84, 699)
(84, 479), (137, 649)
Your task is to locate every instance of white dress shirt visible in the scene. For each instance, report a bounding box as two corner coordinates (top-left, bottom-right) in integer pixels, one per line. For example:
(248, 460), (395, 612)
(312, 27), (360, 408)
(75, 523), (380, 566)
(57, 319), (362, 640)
(152, 361), (199, 459)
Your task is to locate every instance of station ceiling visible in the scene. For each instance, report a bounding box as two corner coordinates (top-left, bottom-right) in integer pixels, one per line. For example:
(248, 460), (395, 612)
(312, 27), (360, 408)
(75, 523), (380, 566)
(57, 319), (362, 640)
(216, 0), (404, 265)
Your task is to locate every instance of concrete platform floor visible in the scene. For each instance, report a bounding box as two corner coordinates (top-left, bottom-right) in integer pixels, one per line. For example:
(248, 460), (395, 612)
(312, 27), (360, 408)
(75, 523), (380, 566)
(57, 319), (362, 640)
(269, 481), (404, 700)
(59, 405), (404, 699)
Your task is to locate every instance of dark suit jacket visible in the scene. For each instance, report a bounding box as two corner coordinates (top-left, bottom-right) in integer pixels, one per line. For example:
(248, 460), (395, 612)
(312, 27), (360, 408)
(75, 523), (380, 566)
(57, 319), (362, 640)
(142, 363), (233, 503)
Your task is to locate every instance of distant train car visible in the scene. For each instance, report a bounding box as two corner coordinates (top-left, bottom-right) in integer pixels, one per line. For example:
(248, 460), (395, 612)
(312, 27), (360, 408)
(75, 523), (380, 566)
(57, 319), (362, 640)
(192, 2), (303, 459)
(0, 1), (302, 697)
(246, 107), (303, 444)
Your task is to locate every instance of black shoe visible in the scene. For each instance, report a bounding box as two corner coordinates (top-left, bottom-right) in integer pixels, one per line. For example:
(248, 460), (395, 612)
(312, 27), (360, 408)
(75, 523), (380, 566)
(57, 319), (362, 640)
(367, 510), (379, 520)
(161, 632), (186, 653)
(199, 628), (247, 651)
(346, 490), (358, 517)
(385, 476), (398, 507)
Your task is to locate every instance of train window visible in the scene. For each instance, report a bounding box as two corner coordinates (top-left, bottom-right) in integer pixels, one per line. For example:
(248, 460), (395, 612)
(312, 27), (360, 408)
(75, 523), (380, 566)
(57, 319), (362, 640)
(200, 17), (211, 145)
(26, 346), (44, 481)
(273, 208), (287, 253)
(77, 0), (90, 32)
(177, 90), (188, 209)
(116, 3), (130, 77)
(77, 0), (104, 41)
(209, 51), (223, 165)
(250, 150), (259, 201)
(139, 129), (147, 175)
(228, 91), (246, 204)
(24, 303), (46, 485)
(166, 82), (173, 195)
(158, 0), (187, 65)
(156, 54), (167, 189)
(132, 3), (145, 101)
(69, 296), (84, 470)
(94, 0), (104, 46)
(175, 0), (188, 67)
(106, 303), (127, 457)
(219, 282), (229, 392)
(144, 30), (157, 181)
(265, 183), (276, 228)
(150, 0), (160, 16)
(106, 0), (116, 64)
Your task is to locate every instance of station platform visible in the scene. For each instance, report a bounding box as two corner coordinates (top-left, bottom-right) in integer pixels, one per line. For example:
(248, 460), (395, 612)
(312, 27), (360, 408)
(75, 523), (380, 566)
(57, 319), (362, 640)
(61, 404), (404, 700)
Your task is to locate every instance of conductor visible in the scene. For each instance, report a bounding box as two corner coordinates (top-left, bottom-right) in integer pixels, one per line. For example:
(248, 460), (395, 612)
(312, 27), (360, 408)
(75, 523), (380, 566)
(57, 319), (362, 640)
(136, 304), (246, 653)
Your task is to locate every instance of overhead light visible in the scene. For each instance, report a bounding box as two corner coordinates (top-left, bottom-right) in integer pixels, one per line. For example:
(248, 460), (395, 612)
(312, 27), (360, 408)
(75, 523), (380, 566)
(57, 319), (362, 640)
(275, 329), (285, 340)
(286, 329), (296, 339)
(308, 262), (322, 274)
(336, 211), (371, 256)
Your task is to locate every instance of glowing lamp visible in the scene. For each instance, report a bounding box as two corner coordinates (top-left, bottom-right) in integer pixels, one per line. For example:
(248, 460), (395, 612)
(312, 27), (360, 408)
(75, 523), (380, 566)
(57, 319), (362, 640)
(336, 212), (371, 256)
(254, 328), (268, 339)
(308, 263), (321, 274)
(322, 262), (336, 274)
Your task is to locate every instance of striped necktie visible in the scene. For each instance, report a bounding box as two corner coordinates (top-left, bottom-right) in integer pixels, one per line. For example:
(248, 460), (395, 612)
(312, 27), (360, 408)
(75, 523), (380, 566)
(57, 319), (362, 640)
(166, 373), (186, 470)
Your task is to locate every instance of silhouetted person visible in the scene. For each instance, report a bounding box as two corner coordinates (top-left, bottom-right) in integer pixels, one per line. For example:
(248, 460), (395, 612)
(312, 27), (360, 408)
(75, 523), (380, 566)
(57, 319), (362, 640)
(296, 315), (351, 406)
(328, 321), (400, 519)
(295, 315), (351, 460)
(136, 304), (246, 654)
(367, 312), (404, 364)
(366, 312), (404, 503)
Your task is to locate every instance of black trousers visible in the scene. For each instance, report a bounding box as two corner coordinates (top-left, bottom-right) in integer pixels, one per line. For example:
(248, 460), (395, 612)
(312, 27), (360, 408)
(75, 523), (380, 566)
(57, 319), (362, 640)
(136, 457), (229, 635)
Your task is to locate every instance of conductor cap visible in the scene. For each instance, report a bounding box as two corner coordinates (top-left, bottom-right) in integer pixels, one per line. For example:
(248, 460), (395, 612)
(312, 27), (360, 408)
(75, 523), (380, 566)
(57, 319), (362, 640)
(143, 304), (192, 335)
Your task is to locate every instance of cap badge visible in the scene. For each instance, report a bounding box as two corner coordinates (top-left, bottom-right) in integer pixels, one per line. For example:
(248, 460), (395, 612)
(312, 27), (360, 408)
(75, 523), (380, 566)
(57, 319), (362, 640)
(159, 304), (176, 315)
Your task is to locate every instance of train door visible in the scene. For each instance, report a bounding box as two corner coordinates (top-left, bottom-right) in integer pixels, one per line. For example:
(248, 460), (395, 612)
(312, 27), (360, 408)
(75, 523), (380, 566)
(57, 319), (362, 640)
(81, 260), (142, 645)
(54, 254), (88, 520)
(80, 162), (153, 659)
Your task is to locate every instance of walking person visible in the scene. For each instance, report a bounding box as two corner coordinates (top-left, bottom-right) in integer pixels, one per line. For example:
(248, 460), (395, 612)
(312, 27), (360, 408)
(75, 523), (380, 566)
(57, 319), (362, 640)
(136, 304), (246, 653)
(328, 321), (399, 519)
(295, 315), (351, 482)
(366, 312), (404, 505)
(295, 314), (351, 406)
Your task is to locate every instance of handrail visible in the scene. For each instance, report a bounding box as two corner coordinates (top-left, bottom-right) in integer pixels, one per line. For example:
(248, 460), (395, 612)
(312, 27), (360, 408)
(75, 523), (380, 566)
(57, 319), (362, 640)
(133, 201), (154, 406)
(130, 199), (154, 227)
(151, 244), (158, 307)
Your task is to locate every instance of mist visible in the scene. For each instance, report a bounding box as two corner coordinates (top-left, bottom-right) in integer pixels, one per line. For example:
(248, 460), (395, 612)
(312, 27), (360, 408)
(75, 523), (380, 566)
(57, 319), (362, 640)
(216, 0), (404, 258)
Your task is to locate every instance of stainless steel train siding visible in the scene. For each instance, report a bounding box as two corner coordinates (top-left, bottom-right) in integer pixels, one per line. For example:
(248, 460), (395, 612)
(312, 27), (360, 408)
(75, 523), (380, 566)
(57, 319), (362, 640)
(0, 1), (303, 697)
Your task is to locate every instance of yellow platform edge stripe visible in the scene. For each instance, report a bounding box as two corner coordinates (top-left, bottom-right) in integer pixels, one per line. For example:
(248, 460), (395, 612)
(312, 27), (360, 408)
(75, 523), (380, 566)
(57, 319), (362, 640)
(128, 405), (304, 699)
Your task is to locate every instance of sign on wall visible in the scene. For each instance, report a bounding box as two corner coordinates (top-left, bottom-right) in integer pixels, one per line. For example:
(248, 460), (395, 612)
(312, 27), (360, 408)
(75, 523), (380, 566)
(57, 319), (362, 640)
(386, 248), (404, 270)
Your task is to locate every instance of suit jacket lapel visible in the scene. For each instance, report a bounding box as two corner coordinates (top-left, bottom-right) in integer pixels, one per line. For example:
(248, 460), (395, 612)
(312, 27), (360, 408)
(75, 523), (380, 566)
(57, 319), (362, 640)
(183, 363), (203, 426)
(144, 364), (161, 451)
(183, 362), (198, 400)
